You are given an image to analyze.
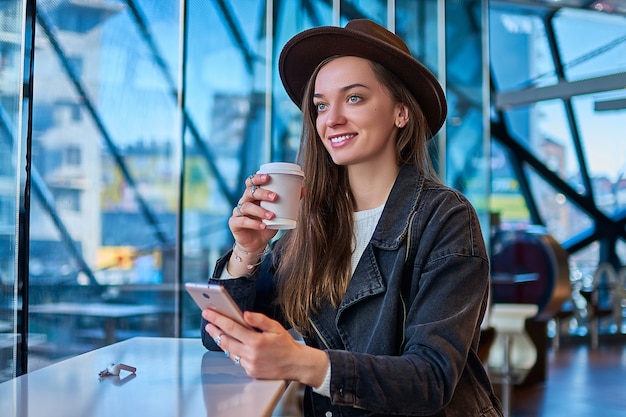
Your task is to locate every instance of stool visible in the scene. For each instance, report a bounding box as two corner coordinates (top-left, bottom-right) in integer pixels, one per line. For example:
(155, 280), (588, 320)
(488, 303), (538, 417)
(551, 301), (574, 350)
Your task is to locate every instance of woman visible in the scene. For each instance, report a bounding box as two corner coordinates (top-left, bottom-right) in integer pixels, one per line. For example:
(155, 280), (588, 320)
(201, 19), (503, 417)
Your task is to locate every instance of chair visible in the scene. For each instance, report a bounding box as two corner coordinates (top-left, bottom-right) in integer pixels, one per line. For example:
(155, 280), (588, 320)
(551, 298), (575, 350)
(583, 263), (620, 349)
(615, 266), (626, 333)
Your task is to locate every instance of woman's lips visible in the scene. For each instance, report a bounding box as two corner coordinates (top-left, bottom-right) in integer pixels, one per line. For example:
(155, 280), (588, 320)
(329, 133), (356, 148)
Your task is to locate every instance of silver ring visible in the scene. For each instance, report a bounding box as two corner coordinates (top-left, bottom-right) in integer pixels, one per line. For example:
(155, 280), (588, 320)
(236, 203), (243, 216)
(248, 174), (255, 186)
(250, 185), (258, 197)
(234, 355), (241, 366)
(224, 350), (230, 358)
(214, 334), (223, 346)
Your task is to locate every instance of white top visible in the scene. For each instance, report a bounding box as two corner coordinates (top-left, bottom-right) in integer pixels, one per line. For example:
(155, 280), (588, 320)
(351, 204), (385, 274)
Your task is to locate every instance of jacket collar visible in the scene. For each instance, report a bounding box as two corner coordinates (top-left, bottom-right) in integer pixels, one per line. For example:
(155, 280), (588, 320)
(308, 165), (426, 348)
(338, 165), (425, 313)
(370, 164), (425, 251)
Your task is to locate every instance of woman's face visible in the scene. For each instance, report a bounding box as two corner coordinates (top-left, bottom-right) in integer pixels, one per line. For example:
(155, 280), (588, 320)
(313, 56), (407, 168)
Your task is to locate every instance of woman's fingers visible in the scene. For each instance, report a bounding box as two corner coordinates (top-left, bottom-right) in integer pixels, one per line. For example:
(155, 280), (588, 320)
(203, 309), (255, 342)
(232, 199), (276, 221)
(242, 311), (279, 333)
(229, 174), (281, 250)
(204, 309), (314, 381)
(230, 173), (278, 228)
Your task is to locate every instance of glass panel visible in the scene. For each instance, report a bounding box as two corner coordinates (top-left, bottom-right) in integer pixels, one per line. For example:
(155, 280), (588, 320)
(182, 0), (274, 336)
(526, 165), (593, 242)
(340, 0), (387, 24)
(0, 0), (25, 383)
(397, 0), (439, 73)
(28, 0), (180, 367)
(271, 1), (333, 166)
(530, 100), (578, 181)
(554, 8), (626, 82)
(616, 239), (626, 266)
(490, 140), (531, 226)
(445, 1), (489, 230)
(489, 6), (557, 91)
(502, 100), (587, 195)
(572, 92), (626, 216)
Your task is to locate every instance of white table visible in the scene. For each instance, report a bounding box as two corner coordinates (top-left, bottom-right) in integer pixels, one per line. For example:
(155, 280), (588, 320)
(0, 337), (286, 417)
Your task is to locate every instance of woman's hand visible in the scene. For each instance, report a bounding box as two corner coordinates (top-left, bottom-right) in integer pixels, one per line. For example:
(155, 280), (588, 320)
(227, 174), (279, 275)
(203, 309), (329, 387)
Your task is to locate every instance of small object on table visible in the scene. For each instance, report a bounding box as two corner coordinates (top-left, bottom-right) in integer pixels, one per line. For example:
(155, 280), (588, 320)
(98, 362), (136, 377)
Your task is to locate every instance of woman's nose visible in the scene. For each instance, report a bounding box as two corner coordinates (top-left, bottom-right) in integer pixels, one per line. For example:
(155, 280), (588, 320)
(325, 105), (346, 127)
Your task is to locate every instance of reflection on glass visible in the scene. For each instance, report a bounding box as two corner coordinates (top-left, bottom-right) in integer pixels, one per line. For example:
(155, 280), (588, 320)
(573, 93), (626, 216)
(489, 1), (626, 341)
(489, 6), (557, 91)
(182, 0), (277, 336)
(554, 8), (626, 82)
(616, 240), (626, 267)
(490, 140), (530, 225)
(340, 0), (386, 25)
(11, 0), (621, 374)
(518, 100), (585, 194)
(526, 166), (593, 242)
(199, 350), (284, 416)
(0, 0), (24, 383)
(27, 0), (180, 366)
(502, 100), (591, 197)
(444, 1), (488, 229)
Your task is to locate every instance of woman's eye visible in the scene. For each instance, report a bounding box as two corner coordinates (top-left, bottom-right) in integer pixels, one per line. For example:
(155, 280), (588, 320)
(348, 95), (361, 103)
(315, 102), (327, 111)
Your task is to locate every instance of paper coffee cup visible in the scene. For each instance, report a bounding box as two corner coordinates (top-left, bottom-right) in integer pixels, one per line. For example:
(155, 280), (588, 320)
(257, 162), (305, 229)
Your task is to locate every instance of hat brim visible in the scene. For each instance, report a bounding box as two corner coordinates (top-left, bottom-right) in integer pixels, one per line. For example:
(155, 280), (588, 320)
(278, 25), (447, 138)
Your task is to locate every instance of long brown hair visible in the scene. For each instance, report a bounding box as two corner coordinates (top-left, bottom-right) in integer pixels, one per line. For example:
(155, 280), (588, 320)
(276, 56), (439, 335)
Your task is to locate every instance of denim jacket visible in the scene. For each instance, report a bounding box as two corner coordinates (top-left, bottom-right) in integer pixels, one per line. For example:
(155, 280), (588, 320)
(202, 164), (503, 417)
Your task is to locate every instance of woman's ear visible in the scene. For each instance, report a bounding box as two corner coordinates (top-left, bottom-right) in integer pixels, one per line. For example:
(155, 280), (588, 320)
(395, 104), (409, 128)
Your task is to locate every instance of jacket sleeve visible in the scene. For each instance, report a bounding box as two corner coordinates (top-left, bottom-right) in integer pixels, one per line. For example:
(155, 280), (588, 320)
(327, 190), (491, 415)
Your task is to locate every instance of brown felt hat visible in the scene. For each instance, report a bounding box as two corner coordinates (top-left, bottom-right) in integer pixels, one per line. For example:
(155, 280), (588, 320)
(278, 19), (447, 138)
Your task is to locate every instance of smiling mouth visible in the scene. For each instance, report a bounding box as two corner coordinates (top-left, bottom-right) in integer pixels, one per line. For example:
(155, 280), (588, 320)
(330, 133), (356, 144)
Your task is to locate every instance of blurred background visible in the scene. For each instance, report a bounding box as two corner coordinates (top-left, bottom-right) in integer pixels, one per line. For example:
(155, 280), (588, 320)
(1, 0), (625, 383)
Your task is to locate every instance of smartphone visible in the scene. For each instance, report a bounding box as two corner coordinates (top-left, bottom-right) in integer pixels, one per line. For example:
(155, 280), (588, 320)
(184, 282), (252, 329)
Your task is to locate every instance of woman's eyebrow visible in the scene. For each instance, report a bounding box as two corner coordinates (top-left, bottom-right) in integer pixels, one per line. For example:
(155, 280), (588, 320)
(314, 83), (370, 99)
(341, 83), (369, 91)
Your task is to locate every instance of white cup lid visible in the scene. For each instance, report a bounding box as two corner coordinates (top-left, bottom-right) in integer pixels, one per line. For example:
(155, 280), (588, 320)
(257, 162), (304, 177)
